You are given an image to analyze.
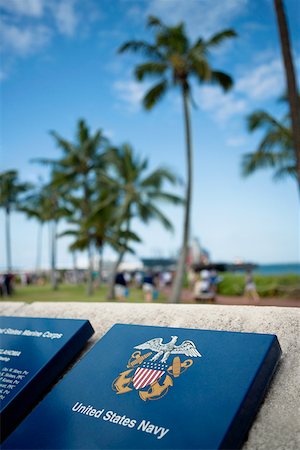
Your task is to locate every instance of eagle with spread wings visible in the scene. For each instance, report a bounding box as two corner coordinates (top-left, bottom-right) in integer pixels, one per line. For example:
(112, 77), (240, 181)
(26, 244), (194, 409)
(134, 336), (201, 363)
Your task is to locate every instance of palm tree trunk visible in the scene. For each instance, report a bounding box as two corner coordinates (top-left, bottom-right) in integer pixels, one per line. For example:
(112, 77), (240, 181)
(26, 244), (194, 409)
(83, 176), (94, 296)
(5, 207), (12, 272)
(36, 222), (43, 272)
(98, 246), (104, 287)
(50, 220), (58, 290)
(107, 216), (131, 300)
(72, 251), (79, 284)
(107, 251), (125, 300)
(86, 243), (94, 296)
(170, 84), (193, 303)
(274, 0), (300, 192)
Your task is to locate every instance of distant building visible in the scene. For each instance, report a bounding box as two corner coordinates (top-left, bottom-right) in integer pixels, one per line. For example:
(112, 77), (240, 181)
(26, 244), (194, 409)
(187, 237), (210, 266)
(141, 258), (177, 272)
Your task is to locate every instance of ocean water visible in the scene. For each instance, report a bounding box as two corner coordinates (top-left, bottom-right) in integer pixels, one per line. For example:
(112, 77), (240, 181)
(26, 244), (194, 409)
(254, 263), (300, 275)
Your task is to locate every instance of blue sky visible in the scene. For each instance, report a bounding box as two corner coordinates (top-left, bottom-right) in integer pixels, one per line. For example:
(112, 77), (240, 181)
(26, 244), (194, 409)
(0, 0), (299, 270)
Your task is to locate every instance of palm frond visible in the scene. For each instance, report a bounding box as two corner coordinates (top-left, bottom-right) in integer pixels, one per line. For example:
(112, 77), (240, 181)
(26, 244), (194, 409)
(241, 151), (277, 176)
(190, 57), (212, 82)
(147, 15), (164, 29)
(257, 130), (292, 153)
(135, 62), (167, 81)
(69, 237), (89, 252)
(273, 165), (297, 181)
(118, 40), (163, 60)
(0, 170), (33, 208)
(145, 203), (174, 231)
(18, 206), (41, 220)
(77, 119), (89, 145)
(206, 29), (237, 47)
(156, 24), (189, 55)
(243, 145), (296, 180)
(147, 191), (184, 205)
(190, 37), (206, 53)
(30, 157), (57, 166)
(141, 168), (179, 188)
(241, 147), (295, 177)
(118, 229), (141, 243)
(59, 229), (79, 238)
(211, 71), (233, 91)
(247, 111), (289, 135)
(143, 79), (168, 109)
(50, 170), (78, 187)
(50, 131), (76, 155)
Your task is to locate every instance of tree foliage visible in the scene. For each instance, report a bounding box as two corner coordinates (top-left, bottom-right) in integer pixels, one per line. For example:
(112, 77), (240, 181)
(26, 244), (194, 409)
(30, 119), (181, 295)
(119, 16), (236, 108)
(242, 97), (296, 182)
(0, 170), (32, 271)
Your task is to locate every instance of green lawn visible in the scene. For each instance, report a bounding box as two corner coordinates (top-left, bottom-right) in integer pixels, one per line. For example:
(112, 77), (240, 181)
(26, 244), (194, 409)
(6, 273), (300, 303)
(11, 284), (168, 303)
(218, 273), (300, 298)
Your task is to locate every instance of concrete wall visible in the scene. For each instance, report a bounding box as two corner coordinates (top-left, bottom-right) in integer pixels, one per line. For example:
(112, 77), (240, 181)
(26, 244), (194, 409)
(1, 301), (299, 449)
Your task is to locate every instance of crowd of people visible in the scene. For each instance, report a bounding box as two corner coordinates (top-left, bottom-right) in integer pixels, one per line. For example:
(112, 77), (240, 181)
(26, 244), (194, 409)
(114, 270), (173, 302)
(1, 268), (259, 303)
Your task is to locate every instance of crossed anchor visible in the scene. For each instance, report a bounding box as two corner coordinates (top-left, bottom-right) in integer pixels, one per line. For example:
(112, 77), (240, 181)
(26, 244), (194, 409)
(167, 356), (193, 377)
(113, 351), (194, 401)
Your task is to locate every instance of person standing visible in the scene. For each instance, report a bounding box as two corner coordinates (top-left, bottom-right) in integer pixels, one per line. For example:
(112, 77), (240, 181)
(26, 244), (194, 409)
(142, 272), (155, 302)
(244, 271), (259, 303)
(115, 272), (128, 301)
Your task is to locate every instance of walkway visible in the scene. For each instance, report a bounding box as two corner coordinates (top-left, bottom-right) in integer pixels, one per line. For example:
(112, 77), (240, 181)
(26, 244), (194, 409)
(163, 288), (300, 307)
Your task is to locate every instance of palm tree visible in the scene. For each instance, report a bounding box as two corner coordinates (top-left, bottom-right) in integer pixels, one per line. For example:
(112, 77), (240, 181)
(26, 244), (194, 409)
(273, 0), (300, 191)
(88, 189), (141, 288)
(62, 192), (141, 296)
(21, 182), (51, 272)
(97, 143), (182, 299)
(22, 178), (71, 290)
(61, 193), (114, 295)
(43, 182), (71, 290)
(0, 170), (31, 271)
(60, 214), (95, 295)
(242, 98), (296, 181)
(34, 119), (109, 294)
(119, 16), (236, 302)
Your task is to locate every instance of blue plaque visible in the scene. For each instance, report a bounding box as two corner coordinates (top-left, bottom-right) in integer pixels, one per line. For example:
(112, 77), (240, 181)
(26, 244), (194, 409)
(3, 324), (281, 449)
(0, 316), (94, 441)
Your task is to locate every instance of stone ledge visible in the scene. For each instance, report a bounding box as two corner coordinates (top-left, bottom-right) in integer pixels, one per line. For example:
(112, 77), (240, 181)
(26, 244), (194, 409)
(1, 302), (300, 450)
(0, 301), (25, 315)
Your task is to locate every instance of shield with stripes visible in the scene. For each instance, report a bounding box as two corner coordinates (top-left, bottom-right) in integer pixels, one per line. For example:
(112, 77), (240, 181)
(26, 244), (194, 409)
(133, 366), (165, 390)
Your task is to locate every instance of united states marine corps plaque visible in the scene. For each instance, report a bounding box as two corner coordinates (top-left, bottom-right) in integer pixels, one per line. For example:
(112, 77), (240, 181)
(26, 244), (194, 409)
(0, 316), (94, 442)
(3, 324), (282, 450)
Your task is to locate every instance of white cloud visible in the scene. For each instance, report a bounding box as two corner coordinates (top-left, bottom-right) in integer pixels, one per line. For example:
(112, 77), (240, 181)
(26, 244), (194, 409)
(197, 85), (248, 123)
(113, 79), (149, 112)
(236, 59), (284, 100)
(147, 0), (248, 38)
(226, 136), (246, 147)
(0, 0), (101, 77)
(0, 68), (7, 81)
(196, 53), (294, 125)
(126, 4), (144, 20)
(0, 0), (44, 17)
(0, 20), (50, 56)
(50, 0), (78, 36)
